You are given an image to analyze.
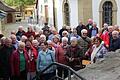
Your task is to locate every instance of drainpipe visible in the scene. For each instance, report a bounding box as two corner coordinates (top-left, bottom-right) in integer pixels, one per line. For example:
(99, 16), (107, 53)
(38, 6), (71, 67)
(53, 0), (56, 29)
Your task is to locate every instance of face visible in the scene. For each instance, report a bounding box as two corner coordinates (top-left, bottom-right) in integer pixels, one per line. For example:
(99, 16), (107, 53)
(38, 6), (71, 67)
(53, 37), (59, 43)
(25, 41), (31, 48)
(19, 27), (23, 32)
(112, 33), (119, 39)
(5, 39), (12, 47)
(88, 19), (93, 24)
(71, 40), (77, 47)
(32, 42), (39, 48)
(93, 23), (97, 27)
(82, 32), (87, 38)
(108, 28), (113, 33)
(11, 36), (16, 44)
(28, 27), (32, 32)
(73, 30), (77, 35)
(62, 40), (68, 46)
(41, 43), (47, 51)
(48, 42), (53, 48)
(1, 38), (6, 45)
(28, 36), (34, 42)
(39, 37), (46, 43)
(62, 33), (68, 37)
(94, 39), (100, 47)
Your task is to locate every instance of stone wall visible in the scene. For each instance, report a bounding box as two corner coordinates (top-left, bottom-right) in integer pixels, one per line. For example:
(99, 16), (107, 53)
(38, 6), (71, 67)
(72, 49), (120, 80)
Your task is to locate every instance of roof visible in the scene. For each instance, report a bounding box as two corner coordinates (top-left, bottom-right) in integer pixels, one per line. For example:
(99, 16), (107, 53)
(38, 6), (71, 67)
(0, 10), (6, 19)
(0, 1), (16, 12)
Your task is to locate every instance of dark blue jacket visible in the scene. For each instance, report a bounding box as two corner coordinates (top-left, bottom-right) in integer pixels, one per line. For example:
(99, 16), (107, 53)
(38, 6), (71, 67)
(109, 37), (120, 51)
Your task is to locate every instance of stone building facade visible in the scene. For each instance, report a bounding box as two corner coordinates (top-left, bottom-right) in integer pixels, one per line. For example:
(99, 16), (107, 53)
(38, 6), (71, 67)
(36, 0), (119, 31)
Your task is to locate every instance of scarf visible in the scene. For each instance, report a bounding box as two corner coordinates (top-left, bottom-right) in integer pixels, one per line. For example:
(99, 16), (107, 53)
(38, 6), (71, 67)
(91, 41), (104, 63)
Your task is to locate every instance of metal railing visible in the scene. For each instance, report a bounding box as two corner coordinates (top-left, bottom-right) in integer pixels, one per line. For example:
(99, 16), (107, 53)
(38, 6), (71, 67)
(32, 62), (86, 80)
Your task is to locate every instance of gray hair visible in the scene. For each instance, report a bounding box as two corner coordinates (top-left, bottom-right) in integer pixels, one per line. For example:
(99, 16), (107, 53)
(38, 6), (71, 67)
(70, 37), (77, 42)
(112, 30), (119, 35)
(18, 41), (25, 47)
(81, 29), (88, 34)
(62, 37), (68, 42)
(40, 34), (46, 41)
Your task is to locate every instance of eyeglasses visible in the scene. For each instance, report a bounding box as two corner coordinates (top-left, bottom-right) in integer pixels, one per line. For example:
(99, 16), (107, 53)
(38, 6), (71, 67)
(83, 33), (87, 34)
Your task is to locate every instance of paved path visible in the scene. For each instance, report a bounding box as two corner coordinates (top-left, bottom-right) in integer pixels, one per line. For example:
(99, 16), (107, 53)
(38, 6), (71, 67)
(3, 20), (29, 37)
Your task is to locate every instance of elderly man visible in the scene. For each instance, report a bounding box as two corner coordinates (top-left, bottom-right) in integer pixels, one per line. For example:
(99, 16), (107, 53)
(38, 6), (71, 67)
(0, 38), (15, 80)
(48, 29), (58, 40)
(89, 22), (98, 38)
(109, 30), (120, 51)
(86, 18), (93, 30)
(78, 29), (91, 55)
(10, 34), (19, 49)
(76, 20), (87, 36)
(16, 26), (25, 41)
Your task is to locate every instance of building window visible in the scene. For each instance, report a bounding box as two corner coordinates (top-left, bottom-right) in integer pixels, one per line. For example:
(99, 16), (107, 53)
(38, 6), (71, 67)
(63, 2), (70, 26)
(102, 1), (113, 25)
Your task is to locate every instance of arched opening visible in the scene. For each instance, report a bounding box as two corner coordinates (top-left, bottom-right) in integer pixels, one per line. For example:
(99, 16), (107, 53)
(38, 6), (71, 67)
(102, 1), (113, 26)
(63, 0), (70, 26)
(99, 0), (117, 28)
(7, 13), (13, 23)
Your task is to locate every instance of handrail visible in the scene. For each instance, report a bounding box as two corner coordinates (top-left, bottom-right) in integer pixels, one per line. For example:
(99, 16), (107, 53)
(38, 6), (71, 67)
(35, 62), (86, 80)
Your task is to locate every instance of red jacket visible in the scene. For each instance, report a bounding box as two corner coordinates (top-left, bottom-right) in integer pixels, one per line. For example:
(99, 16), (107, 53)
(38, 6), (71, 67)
(10, 49), (29, 76)
(100, 31), (110, 47)
(25, 31), (35, 38)
(55, 44), (67, 64)
(25, 47), (38, 72)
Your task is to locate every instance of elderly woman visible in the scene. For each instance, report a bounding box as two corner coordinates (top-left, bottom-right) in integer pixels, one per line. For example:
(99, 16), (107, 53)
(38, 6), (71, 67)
(20, 35), (27, 42)
(39, 34), (46, 44)
(55, 37), (69, 78)
(25, 40), (37, 80)
(70, 28), (81, 40)
(86, 37), (108, 63)
(37, 42), (56, 80)
(10, 41), (29, 80)
(65, 37), (83, 71)
(32, 40), (39, 51)
(25, 26), (35, 38)
(47, 40), (55, 53)
(62, 31), (70, 43)
(52, 35), (61, 48)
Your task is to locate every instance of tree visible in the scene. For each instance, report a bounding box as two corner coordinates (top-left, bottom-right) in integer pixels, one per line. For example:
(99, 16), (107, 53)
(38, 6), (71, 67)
(3, 0), (35, 6)
(3, 0), (35, 17)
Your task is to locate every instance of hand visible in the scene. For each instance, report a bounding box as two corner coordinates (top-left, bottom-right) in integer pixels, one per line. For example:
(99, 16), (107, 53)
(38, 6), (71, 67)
(69, 58), (74, 62)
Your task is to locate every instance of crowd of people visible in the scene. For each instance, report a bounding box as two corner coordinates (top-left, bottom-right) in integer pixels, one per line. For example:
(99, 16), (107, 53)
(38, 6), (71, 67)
(0, 18), (120, 80)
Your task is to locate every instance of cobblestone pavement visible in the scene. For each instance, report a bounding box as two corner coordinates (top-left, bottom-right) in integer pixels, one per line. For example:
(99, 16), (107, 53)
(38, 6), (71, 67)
(2, 19), (29, 37)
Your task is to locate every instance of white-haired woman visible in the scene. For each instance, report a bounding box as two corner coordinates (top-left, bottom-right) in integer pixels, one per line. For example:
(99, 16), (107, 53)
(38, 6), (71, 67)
(47, 40), (55, 53)
(20, 35), (27, 43)
(10, 41), (29, 80)
(65, 37), (84, 71)
(55, 37), (69, 78)
(62, 31), (70, 44)
(70, 28), (81, 40)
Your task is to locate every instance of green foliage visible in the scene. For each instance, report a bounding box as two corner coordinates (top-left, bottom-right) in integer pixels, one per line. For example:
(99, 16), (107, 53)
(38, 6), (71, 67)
(3, 0), (35, 6)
